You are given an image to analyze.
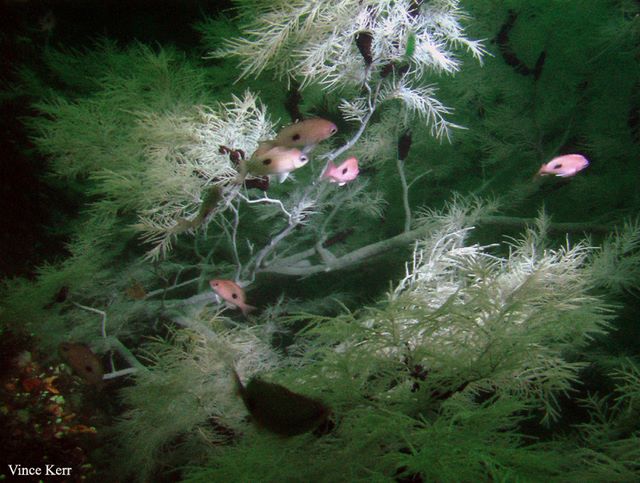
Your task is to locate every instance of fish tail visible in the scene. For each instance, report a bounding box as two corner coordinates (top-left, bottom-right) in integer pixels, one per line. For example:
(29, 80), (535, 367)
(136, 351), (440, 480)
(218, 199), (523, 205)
(241, 303), (257, 317)
(532, 164), (545, 181)
(234, 157), (249, 185)
(231, 367), (246, 399)
(322, 161), (336, 179)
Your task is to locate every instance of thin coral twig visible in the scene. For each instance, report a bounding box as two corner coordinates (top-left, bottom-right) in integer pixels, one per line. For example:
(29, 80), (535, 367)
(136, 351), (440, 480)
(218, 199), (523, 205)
(397, 156), (411, 232)
(237, 192), (293, 222)
(72, 302), (107, 339)
(228, 200), (243, 280)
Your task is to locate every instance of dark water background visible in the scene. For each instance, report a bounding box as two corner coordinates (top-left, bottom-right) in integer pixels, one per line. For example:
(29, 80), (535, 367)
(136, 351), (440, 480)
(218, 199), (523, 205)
(0, 0), (230, 278)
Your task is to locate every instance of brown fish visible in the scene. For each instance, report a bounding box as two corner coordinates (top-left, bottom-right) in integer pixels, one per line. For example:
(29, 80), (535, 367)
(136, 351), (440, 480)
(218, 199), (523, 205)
(244, 143), (309, 183)
(273, 118), (338, 148)
(59, 342), (104, 386)
(233, 370), (330, 436)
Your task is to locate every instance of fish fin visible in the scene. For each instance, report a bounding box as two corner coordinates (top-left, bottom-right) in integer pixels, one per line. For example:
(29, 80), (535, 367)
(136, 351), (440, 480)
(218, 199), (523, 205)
(338, 182), (346, 186)
(532, 164), (546, 181)
(277, 172), (290, 183)
(322, 161), (336, 179)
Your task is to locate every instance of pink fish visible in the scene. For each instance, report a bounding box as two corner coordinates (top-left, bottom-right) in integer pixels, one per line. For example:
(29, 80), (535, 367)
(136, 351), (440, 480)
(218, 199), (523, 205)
(210, 279), (256, 316)
(274, 118), (338, 148)
(322, 157), (359, 186)
(250, 140), (278, 159)
(245, 143), (308, 182)
(536, 154), (589, 178)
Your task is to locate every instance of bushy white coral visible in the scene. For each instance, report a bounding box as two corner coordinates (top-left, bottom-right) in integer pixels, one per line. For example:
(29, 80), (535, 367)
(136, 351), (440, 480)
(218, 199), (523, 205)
(213, 0), (484, 140)
(132, 91), (274, 258)
(215, 0), (484, 86)
(114, 322), (280, 481)
(329, 198), (610, 423)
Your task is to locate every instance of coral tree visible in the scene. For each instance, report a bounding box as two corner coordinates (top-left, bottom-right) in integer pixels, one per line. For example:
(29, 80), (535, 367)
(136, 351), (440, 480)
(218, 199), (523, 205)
(1, 0), (640, 481)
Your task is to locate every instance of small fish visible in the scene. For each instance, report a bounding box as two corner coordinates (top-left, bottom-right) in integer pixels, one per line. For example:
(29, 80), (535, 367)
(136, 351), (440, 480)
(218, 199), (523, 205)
(322, 156), (359, 186)
(273, 118), (338, 148)
(210, 279), (256, 316)
(233, 370), (331, 436)
(244, 143), (309, 183)
(59, 342), (104, 386)
(536, 154), (589, 178)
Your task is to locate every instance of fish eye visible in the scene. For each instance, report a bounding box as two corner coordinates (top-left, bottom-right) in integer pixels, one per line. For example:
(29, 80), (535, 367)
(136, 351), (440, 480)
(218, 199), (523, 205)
(342, 168), (348, 174)
(301, 155), (308, 162)
(263, 158), (272, 165)
(232, 293), (238, 299)
(292, 133), (301, 141)
(330, 127), (337, 134)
